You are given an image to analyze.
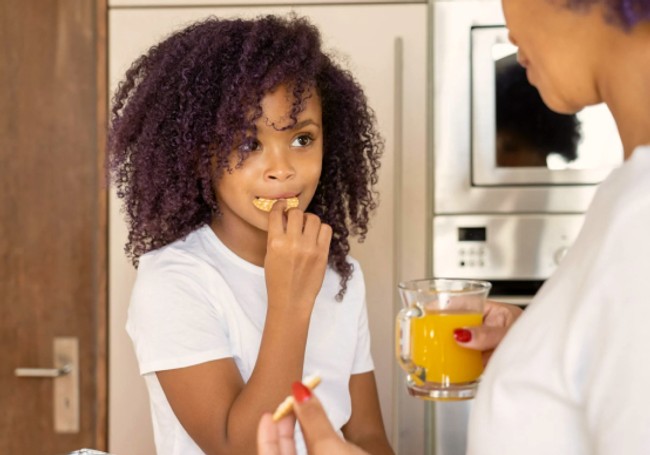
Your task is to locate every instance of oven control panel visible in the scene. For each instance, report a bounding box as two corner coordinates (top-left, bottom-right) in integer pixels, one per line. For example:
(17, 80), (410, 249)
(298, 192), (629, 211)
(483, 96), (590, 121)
(433, 214), (585, 279)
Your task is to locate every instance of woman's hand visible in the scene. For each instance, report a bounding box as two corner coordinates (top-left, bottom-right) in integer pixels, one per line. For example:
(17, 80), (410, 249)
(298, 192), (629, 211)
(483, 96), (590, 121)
(257, 413), (298, 455)
(264, 201), (333, 316)
(257, 386), (369, 455)
(454, 300), (523, 366)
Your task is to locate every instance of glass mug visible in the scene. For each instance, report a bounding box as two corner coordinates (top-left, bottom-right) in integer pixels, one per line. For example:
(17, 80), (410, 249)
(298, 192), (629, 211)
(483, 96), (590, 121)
(396, 278), (491, 400)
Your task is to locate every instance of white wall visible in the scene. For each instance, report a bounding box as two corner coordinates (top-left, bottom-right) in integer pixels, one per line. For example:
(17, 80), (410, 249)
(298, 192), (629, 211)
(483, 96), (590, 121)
(108, 4), (428, 454)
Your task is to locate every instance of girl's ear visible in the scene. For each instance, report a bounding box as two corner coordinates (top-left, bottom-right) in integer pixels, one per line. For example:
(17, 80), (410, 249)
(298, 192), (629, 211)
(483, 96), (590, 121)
(204, 154), (222, 214)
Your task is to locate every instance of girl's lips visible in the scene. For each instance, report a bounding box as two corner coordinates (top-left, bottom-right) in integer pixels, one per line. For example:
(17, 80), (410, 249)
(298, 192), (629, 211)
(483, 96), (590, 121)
(256, 193), (299, 200)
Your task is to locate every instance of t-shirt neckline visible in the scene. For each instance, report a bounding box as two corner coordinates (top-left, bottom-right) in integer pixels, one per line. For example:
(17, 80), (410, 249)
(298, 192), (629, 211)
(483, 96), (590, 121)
(200, 225), (265, 276)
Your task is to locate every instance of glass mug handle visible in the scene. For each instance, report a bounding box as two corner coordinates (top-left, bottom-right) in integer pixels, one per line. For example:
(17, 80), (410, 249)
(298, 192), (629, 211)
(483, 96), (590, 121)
(396, 307), (425, 380)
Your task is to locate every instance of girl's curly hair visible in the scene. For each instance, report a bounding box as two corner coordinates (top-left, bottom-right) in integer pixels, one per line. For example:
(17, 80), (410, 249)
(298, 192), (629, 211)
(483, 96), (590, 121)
(108, 14), (383, 299)
(565, 0), (650, 29)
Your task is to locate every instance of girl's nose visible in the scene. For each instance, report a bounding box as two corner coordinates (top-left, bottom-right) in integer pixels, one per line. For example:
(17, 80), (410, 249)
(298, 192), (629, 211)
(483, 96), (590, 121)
(264, 150), (296, 181)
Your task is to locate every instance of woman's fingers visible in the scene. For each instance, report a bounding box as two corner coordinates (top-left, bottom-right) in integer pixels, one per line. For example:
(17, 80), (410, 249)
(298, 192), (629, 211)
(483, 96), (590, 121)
(454, 324), (510, 351)
(294, 394), (340, 448)
(256, 413), (297, 455)
(293, 391), (369, 455)
(483, 300), (523, 327)
(257, 413), (282, 455)
(453, 301), (524, 365)
(276, 415), (298, 455)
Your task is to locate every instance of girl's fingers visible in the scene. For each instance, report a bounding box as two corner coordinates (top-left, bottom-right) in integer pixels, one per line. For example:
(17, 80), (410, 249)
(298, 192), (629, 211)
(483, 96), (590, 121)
(301, 213), (322, 241)
(285, 207), (304, 237)
(268, 200), (288, 236)
(317, 223), (333, 249)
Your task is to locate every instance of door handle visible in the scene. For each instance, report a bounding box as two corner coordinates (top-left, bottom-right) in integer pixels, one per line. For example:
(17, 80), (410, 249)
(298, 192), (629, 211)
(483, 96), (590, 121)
(15, 364), (72, 377)
(14, 337), (80, 433)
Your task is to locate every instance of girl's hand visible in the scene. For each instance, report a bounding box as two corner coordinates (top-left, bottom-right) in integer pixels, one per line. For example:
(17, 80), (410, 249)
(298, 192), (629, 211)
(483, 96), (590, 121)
(454, 300), (523, 366)
(264, 201), (333, 316)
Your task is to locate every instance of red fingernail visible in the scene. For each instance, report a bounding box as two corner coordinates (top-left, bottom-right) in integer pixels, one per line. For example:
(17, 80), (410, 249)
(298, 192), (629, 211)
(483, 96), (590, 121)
(292, 381), (312, 403)
(453, 328), (472, 343)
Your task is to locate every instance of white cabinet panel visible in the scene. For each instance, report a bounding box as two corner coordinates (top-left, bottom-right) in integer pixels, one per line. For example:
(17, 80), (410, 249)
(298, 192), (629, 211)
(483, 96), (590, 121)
(109, 0), (424, 6)
(109, 5), (427, 454)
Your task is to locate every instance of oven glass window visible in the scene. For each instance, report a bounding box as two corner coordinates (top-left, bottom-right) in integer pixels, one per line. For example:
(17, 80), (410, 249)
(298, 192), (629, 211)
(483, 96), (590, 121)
(492, 42), (622, 170)
(472, 26), (623, 185)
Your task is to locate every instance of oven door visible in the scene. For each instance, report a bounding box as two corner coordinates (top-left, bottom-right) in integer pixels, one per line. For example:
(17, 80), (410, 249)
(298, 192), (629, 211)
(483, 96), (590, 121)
(471, 26), (622, 187)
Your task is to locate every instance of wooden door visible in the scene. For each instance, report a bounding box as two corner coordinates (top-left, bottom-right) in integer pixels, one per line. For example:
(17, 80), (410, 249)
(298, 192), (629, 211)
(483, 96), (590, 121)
(0, 0), (108, 453)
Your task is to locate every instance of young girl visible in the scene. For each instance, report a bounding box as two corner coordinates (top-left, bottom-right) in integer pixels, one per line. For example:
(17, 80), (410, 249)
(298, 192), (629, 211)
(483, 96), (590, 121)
(108, 14), (393, 455)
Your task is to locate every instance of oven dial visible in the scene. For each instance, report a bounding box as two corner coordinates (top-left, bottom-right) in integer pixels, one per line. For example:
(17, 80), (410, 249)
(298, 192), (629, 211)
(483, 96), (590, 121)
(554, 246), (569, 265)
(458, 246), (486, 268)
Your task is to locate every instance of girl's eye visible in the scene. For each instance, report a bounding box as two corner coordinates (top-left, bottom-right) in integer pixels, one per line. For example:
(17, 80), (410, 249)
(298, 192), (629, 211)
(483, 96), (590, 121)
(292, 134), (314, 147)
(240, 139), (260, 152)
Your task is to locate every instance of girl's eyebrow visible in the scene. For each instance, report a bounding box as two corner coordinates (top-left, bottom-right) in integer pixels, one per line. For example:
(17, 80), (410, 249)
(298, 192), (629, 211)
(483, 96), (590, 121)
(292, 119), (321, 130)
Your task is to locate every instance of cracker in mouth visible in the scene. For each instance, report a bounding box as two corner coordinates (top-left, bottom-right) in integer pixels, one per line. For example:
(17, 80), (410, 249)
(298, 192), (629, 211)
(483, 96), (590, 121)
(252, 196), (300, 212)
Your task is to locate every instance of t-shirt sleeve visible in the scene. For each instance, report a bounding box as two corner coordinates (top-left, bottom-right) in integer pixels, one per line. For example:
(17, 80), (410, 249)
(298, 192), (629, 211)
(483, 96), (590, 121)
(126, 253), (234, 375)
(350, 263), (375, 374)
(351, 300), (375, 374)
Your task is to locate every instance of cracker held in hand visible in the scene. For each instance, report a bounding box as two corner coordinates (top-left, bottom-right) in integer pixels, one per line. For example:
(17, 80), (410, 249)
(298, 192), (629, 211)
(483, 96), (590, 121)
(272, 374), (321, 421)
(252, 196), (300, 212)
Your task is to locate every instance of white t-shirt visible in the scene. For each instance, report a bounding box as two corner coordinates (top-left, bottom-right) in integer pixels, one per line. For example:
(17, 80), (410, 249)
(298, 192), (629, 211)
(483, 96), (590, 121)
(126, 225), (374, 455)
(468, 146), (650, 454)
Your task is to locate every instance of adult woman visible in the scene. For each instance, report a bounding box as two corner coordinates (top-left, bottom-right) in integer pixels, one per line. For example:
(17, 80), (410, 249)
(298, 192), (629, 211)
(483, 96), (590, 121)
(465, 0), (650, 453)
(258, 0), (650, 453)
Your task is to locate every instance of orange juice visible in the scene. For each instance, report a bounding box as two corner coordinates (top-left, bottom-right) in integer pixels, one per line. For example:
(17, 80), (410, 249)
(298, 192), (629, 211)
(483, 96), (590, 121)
(411, 311), (483, 385)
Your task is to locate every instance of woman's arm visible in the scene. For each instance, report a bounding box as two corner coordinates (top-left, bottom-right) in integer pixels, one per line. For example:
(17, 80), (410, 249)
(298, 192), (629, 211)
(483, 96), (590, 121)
(341, 372), (394, 455)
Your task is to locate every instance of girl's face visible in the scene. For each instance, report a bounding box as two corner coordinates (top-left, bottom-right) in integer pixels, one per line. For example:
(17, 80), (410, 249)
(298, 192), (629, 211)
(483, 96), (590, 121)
(213, 84), (323, 234)
(502, 0), (604, 114)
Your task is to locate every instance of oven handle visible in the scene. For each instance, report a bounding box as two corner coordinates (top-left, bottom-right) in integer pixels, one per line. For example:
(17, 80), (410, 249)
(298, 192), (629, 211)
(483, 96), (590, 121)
(489, 295), (534, 307)
(485, 279), (545, 307)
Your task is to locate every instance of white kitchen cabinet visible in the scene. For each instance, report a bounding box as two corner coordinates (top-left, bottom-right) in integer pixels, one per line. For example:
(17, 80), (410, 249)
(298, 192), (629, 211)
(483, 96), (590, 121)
(109, 0), (424, 6)
(109, 4), (428, 454)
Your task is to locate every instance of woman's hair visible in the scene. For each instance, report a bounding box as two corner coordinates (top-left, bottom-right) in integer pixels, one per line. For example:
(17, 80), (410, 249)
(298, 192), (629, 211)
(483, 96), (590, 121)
(566, 0), (650, 29)
(108, 15), (383, 299)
